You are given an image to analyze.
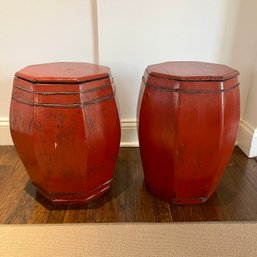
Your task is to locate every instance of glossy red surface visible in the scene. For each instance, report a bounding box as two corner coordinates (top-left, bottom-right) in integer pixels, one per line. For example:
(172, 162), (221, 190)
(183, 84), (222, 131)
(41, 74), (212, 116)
(10, 62), (121, 204)
(146, 61), (239, 81)
(138, 61), (240, 204)
(15, 62), (110, 83)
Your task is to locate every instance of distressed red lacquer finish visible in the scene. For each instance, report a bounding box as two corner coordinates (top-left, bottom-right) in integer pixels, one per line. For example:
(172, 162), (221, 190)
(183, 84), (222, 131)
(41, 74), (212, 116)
(137, 61), (240, 204)
(10, 62), (121, 204)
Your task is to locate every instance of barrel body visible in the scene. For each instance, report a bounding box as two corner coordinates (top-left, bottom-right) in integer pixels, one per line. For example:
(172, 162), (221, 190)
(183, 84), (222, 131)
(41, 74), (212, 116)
(138, 62), (240, 204)
(10, 63), (120, 204)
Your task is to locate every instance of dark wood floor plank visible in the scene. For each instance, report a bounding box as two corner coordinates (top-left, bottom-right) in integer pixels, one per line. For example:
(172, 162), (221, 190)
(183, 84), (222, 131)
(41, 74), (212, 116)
(0, 146), (257, 223)
(0, 147), (30, 223)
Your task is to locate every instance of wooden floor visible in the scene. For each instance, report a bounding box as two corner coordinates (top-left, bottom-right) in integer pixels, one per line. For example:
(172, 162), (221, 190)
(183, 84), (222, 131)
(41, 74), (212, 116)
(0, 146), (257, 223)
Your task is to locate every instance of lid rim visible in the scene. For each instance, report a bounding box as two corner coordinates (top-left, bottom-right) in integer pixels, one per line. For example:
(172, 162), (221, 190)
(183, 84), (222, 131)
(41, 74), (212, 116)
(146, 61), (240, 82)
(146, 72), (239, 82)
(14, 62), (110, 84)
(15, 74), (110, 84)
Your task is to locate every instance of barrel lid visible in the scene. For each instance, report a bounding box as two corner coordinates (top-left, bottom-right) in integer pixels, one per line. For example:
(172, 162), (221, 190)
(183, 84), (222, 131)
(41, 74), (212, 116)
(15, 62), (110, 83)
(146, 61), (239, 81)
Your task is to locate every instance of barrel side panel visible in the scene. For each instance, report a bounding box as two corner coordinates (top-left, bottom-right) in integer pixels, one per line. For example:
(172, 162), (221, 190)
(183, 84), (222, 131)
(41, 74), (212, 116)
(82, 94), (121, 195)
(174, 83), (225, 201)
(31, 106), (88, 194)
(138, 84), (178, 199)
(10, 79), (45, 188)
(207, 83), (240, 197)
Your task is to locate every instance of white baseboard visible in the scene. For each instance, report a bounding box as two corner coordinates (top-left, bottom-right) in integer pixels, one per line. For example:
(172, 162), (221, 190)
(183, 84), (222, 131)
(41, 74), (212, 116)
(237, 120), (257, 158)
(120, 120), (138, 147)
(0, 118), (138, 147)
(0, 118), (13, 145)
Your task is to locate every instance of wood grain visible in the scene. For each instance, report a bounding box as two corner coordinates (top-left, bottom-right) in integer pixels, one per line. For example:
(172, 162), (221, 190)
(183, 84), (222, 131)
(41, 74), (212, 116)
(0, 146), (257, 223)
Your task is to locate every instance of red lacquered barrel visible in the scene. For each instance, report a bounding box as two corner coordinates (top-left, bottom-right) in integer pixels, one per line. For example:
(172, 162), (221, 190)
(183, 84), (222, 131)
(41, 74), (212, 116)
(138, 61), (240, 204)
(10, 62), (121, 204)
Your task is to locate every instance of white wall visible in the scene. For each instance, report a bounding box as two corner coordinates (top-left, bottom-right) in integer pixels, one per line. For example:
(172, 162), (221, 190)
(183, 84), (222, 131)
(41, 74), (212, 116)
(219, 0), (257, 119)
(1, 0), (257, 153)
(98, 0), (242, 119)
(237, 56), (257, 157)
(0, 0), (96, 118)
(98, 0), (257, 153)
(0, 0), (97, 144)
(244, 60), (257, 128)
(228, 0), (257, 157)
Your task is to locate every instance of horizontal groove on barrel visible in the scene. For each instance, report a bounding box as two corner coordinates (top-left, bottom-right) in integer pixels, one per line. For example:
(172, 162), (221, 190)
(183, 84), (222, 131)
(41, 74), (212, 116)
(143, 80), (240, 93)
(12, 93), (115, 108)
(14, 83), (112, 95)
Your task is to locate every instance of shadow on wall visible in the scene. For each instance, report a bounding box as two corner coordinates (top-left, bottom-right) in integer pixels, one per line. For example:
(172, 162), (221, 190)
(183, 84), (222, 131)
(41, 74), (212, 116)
(219, 0), (257, 119)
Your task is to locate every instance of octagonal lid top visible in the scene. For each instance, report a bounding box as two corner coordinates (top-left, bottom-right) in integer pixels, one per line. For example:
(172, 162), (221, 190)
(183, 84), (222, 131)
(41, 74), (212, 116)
(15, 62), (110, 83)
(146, 61), (239, 81)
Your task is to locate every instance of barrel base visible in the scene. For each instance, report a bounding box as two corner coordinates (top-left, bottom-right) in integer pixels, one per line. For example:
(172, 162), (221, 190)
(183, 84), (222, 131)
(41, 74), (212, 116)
(171, 197), (208, 205)
(33, 180), (112, 205)
(145, 182), (208, 205)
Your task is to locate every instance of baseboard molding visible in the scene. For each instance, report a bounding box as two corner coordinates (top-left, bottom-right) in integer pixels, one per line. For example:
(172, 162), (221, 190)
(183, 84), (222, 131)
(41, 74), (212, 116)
(0, 118), (13, 145)
(237, 120), (257, 158)
(120, 120), (138, 147)
(0, 118), (139, 147)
